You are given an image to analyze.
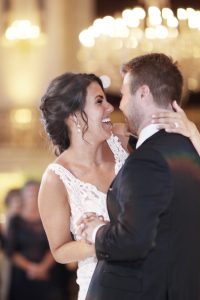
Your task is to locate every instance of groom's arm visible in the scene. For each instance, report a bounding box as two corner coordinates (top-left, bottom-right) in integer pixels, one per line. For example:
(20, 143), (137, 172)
(95, 148), (173, 261)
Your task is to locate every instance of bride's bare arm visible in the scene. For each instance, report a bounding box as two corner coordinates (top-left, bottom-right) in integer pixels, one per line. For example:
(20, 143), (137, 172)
(38, 170), (95, 264)
(190, 127), (200, 155)
(152, 101), (200, 156)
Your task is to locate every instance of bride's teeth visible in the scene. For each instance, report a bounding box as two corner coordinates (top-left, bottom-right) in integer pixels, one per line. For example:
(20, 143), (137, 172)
(102, 118), (111, 123)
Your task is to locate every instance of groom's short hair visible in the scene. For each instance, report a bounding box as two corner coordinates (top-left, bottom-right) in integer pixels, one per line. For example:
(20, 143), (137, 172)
(121, 53), (183, 108)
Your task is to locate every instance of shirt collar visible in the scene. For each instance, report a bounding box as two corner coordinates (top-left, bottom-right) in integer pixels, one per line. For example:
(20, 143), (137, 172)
(136, 124), (159, 149)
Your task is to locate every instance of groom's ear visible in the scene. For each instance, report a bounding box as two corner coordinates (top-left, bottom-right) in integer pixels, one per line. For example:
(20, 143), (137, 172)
(139, 85), (150, 99)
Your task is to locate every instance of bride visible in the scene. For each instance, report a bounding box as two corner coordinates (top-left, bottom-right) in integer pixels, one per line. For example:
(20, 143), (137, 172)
(38, 72), (200, 300)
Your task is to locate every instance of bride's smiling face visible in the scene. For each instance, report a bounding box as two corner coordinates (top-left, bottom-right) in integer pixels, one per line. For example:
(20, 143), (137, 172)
(80, 81), (114, 142)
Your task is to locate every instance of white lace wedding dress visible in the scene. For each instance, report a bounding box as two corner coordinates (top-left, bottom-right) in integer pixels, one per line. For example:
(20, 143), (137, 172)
(46, 134), (128, 300)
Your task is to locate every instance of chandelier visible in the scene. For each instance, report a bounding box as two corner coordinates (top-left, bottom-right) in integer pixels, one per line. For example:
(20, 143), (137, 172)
(1, 0), (46, 45)
(78, 0), (200, 96)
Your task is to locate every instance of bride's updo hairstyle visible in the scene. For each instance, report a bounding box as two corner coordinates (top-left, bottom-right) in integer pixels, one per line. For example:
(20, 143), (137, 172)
(40, 72), (104, 156)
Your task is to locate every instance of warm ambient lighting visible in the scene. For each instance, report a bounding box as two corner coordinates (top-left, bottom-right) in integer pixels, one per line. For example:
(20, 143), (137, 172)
(79, 7), (200, 47)
(78, 3), (200, 95)
(100, 75), (111, 88)
(10, 109), (32, 125)
(5, 20), (41, 41)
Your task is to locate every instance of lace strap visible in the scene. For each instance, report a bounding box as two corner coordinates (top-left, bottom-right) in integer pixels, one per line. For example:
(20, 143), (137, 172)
(46, 163), (77, 191)
(107, 134), (129, 174)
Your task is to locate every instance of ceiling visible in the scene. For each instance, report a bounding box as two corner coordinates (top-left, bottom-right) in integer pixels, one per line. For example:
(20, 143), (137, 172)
(96, 0), (200, 18)
(94, 0), (200, 109)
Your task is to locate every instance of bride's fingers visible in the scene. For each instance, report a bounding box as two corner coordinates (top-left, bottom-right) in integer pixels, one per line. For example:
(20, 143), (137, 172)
(151, 101), (196, 138)
(164, 127), (190, 137)
(83, 212), (97, 218)
(152, 101), (185, 121)
(151, 116), (184, 131)
(75, 223), (86, 237)
(156, 124), (186, 135)
(151, 106), (186, 128)
(156, 120), (191, 137)
(152, 114), (181, 124)
(155, 124), (189, 138)
(152, 117), (181, 126)
(81, 231), (87, 240)
(156, 123), (179, 130)
(171, 100), (185, 114)
(98, 215), (104, 221)
(76, 212), (97, 226)
(76, 217), (85, 226)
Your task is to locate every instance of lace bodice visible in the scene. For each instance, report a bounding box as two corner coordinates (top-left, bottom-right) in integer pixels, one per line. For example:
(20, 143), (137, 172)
(45, 134), (128, 300)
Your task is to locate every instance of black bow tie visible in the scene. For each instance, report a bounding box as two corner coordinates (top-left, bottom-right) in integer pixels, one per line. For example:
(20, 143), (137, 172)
(128, 135), (138, 150)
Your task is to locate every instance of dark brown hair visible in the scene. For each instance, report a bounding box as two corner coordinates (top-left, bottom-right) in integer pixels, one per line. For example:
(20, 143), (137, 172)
(121, 53), (183, 107)
(40, 73), (104, 155)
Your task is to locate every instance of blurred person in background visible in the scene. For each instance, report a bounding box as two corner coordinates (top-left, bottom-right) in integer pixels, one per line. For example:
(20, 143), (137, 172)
(6, 180), (73, 300)
(0, 219), (4, 299)
(0, 188), (22, 300)
(2, 189), (22, 236)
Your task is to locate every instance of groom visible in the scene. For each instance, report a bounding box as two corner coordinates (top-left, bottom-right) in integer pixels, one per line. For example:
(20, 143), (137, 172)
(80, 53), (200, 300)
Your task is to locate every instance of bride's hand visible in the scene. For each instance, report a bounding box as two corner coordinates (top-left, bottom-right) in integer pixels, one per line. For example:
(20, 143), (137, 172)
(76, 212), (105, 241)
(151, 100), (197, 138)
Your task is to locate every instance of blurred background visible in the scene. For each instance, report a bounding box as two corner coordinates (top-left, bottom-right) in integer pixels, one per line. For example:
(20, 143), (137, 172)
(0, 0), (200, 245)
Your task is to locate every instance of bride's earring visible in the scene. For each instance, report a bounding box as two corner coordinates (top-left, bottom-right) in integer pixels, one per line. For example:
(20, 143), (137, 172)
(77, 122), (81, 133)
(73, 115), (81, 134)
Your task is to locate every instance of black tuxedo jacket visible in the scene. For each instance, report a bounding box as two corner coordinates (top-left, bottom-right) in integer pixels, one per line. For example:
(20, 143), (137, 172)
(86, 130), (200, 300)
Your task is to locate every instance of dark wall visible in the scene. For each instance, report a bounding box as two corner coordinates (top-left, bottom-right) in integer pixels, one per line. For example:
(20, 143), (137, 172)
(95, 0), (200, 18)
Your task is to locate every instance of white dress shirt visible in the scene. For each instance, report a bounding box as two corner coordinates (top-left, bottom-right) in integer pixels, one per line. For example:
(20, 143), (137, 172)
(136, 124), (159, 149)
